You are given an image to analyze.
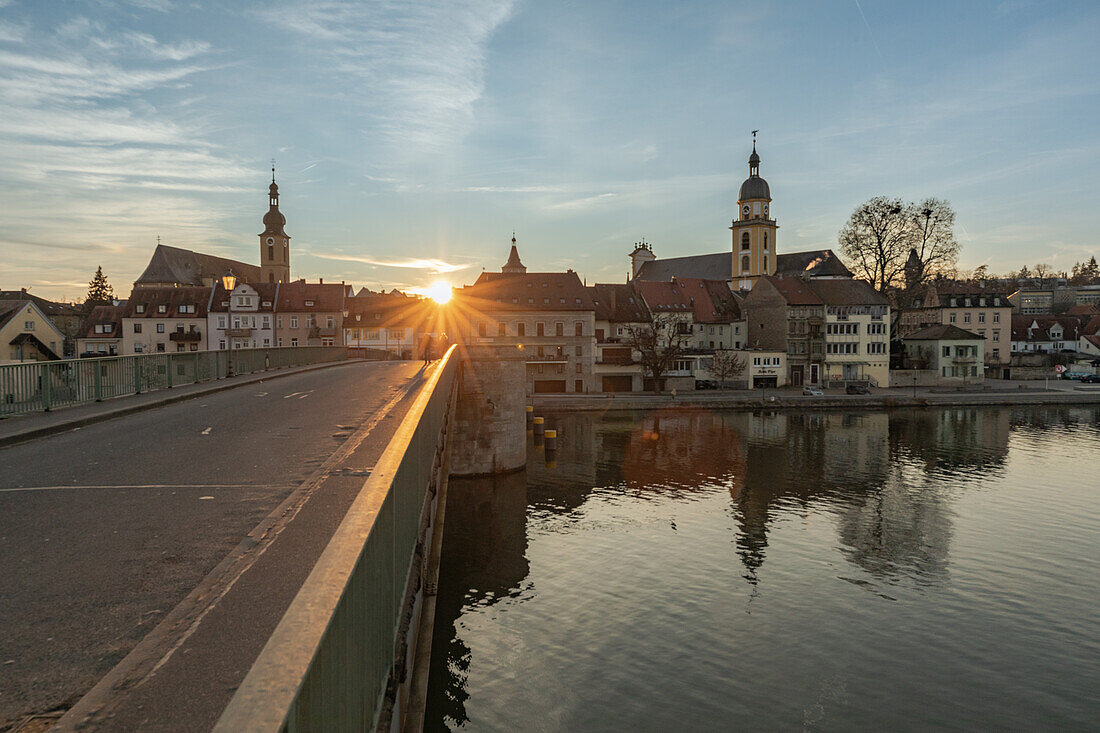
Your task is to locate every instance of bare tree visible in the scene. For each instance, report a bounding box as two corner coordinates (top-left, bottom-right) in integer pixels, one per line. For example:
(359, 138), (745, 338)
(626, 313), (691, 386)
(710, 350), (747, 388)
(1033, 263), (1051, 280)
(839, 196), (960, 292)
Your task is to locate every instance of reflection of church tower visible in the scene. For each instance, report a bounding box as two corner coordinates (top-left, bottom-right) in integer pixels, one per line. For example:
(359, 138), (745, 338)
(731, 136), (777, 290)
(501, 234), (527, 275)
(259, 167), (291, 283)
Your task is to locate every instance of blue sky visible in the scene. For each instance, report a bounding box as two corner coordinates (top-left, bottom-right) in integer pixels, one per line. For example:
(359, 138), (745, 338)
(2, 0), (1098, 300)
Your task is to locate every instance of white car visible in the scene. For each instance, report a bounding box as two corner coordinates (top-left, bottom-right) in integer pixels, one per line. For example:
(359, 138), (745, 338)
(802, 386), (824, 396)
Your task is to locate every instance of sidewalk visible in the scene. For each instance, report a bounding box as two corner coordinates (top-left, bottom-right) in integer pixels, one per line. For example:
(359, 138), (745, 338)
(0, 360), (354, 448)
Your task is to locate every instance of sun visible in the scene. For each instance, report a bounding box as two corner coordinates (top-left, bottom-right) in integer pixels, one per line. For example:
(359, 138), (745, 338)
(421, 281), (453, 304)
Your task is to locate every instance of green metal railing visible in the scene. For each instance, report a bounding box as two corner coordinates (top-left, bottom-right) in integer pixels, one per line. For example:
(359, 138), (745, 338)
(0, 346), (348, 417)
(214, 345), (458, 733)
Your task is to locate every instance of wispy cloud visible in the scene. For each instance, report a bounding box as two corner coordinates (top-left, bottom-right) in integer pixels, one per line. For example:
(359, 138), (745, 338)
(308, 252), (471, 274)
(258, 0), (516, 167)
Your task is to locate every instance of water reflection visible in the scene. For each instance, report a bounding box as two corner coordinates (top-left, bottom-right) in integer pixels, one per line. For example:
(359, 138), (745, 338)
(425, 406), (1099, 731)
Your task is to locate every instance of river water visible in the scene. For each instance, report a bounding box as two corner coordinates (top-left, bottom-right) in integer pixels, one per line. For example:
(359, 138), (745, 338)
(424, 406), (1100, 731)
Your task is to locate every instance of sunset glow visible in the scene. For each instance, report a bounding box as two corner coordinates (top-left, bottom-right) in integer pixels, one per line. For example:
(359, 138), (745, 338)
(418, 281), (454, 304)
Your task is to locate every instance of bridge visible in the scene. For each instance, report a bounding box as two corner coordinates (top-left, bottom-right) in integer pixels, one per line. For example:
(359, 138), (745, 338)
(0, 345), (525, 732)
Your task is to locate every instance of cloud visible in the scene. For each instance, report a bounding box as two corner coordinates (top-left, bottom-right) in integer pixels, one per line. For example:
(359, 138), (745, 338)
(308, 252), (471, 274)
(547, 192), (617, 211)
(0, 19), (27, 42)
(258, 0), (516, 165)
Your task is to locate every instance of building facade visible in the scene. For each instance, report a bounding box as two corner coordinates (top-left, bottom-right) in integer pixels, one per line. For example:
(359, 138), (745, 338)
(0, 299), (65, 363)
(903, 325), (985, 382)
(274, 280), (347, 347)
(207, 282), (277, 350)
(899, 284), (1012, 376)
(121, 286), (210, 354)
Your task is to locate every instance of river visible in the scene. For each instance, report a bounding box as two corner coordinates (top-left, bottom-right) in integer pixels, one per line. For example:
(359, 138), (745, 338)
(424, 406), (1100, 731)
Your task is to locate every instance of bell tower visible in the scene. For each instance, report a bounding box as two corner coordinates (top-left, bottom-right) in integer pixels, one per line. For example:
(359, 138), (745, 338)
(259, 165), (291, 284)
(730, 133), (777, 291)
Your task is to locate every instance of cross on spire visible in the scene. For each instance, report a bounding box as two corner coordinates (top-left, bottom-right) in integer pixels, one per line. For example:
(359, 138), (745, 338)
(271, 158), (276, 183)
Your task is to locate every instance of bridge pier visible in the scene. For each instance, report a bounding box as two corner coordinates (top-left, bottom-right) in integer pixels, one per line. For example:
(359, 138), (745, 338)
(450, 345), (527, 476)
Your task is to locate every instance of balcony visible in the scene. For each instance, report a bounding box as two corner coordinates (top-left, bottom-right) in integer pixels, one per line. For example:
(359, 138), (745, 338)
(227, 328), (252, 338)
(169, 330), (202, 342)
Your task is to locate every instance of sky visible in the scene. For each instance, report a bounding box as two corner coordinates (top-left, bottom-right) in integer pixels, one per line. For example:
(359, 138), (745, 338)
(1, 0), (1098, 301)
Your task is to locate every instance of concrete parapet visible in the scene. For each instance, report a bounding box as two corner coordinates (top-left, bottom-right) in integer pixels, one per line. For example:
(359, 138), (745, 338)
(450, 345), (527, 475)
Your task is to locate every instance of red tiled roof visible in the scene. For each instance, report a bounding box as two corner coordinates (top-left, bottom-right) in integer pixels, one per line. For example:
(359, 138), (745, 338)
(458, 271), (595, 311)
(275, 280), (345, 312)
(761, 275), (823, 305)
(77, 305), (124, 339)
(591, 283), (650, 322)
(344, 294), (435, 329)
(123, 286), (212, 318)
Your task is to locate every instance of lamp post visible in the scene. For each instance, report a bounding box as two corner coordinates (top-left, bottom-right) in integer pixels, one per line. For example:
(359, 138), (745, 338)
(222, 271), (237, 377)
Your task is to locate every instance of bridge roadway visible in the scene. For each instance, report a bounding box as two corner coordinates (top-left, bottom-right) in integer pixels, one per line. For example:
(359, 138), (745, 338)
(0, 359), (426, 731)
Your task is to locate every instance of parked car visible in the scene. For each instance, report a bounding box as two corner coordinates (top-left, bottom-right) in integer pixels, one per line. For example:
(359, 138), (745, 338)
(845, 383), (871, 395)
(802, 386), (824, 396)
(1080, 374), (1100, 383)
(695, 379), (720, 390)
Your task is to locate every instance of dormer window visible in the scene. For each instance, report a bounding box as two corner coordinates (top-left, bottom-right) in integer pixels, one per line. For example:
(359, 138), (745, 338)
(305, 300), (314, 307)
(135, 304), (146, 313)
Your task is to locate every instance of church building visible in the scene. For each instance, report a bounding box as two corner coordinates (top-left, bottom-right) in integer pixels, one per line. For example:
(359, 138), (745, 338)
(631, 140), (853, 290)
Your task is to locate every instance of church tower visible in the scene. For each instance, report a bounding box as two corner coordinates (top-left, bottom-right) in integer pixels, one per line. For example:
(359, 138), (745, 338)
(501, 233), (527, 275)
(259, 167), (291, 283)
(730, 136), (777, 290)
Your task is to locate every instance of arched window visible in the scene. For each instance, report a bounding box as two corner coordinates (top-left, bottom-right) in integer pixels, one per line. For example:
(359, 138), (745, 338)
(763, 256), (768, 272)
(741, 255), (751, 272)
(268, 244), (274, 260)
(741, 232), (750, 250)
(763, 232), (768, 250)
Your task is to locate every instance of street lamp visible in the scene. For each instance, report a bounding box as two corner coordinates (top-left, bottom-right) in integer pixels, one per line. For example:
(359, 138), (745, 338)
(222, 271), (237, 377)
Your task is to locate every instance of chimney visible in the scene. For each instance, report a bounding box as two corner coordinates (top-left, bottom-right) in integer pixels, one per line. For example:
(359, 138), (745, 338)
(319, 278), (323, 284)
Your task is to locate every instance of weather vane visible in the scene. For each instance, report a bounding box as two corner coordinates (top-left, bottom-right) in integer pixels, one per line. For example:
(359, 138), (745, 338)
(271, 158), (276, 182)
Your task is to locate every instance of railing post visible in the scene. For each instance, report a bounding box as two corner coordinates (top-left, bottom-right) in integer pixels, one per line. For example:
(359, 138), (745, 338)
(94, 359), (103, 401)
(42, 363), (52, 411)
(166, 354), (174, 389)
(134, 357), (142, 394)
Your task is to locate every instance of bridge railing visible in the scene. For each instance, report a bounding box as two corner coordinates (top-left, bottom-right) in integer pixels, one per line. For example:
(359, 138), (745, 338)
(215, 345), (458, 733)
(0, 346), (348, 417)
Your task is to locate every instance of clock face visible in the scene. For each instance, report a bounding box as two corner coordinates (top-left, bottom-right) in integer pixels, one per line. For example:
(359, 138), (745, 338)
(266, 237), (274, 245)
(742, 205), (750, 216)
(763, 204), (769, 216)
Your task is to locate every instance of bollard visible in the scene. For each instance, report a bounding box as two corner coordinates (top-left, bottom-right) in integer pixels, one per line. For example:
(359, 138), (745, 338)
(532, 416), (544, 438)
(544, 428), (557, 452)
(526, 405), (534, 430)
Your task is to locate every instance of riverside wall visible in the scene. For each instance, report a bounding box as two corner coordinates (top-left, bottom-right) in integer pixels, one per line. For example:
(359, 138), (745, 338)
(450, 345), (528, 475)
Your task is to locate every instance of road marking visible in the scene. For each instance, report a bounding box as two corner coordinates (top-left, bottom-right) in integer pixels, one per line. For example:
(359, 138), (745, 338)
(201, 427), (212, 435)
(298, 393), (310, 399)
(255, 392), (268, 397)
(283, 391), (305, 399)
(0, 484), (282, 493)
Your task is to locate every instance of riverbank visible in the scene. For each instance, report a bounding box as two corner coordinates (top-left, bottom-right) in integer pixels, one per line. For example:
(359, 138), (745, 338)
(531, 383), (1100, 412)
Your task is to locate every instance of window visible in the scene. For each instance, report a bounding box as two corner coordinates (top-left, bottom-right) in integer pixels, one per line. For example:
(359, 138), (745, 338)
(993, 313), (1000, 324)
(218, 316), (226, 329)
(963, 313), (971, 323)
(156, 343), (165, 352)
(575, 346), (582, 357)
(575, 363), (582, 374)
(134, 343), (144, 353)
(537, 322), (545, 337)
(517, 322), (526, 337)
(290, 316), (299, 329)
(943, 346), (951, 357)
(263, 316), (270, 328)
(134, 323), (143, 334)
(993, 331), (1000, 342)
(741, 232), (750, 250)
(575, 322), (583, 336)
(978, 312), (986, 323)
(277, 338), (283, 346)
(949, 313), (957, 323)
(156, 323), (165, 333)
(478, 321), (488, 337)
(555, 322), (564, 337)
(993, 348), (1000, 358)
(291, 338), (298, 346)
(158, 304), (167, 313)
(135, 304), (145, 313)
(305, 300), (314, 307)
(263, 338), (270, 347)
(326, 316), (334, 328)
(763, 232), (768, 250)
(179, 304), (195, 314)
(277, 316), (283, 328)
(867, 342), (886, 354)
(498, 322), (506, 336)
(741, 255), (750, 272)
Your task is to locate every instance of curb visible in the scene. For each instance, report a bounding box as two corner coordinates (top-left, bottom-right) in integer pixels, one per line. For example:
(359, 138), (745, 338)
(0, 359), (366, 449)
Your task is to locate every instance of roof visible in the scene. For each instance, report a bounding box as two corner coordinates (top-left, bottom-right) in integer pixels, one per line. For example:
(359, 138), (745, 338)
(905, 324), (984, 341)
(275, 280), (345, 312)
(0, 300), (24, 330)
(804, 278), (889, 306)
(759, 276), (822, 306)
(123, 286), (212, 318)
(635, 252), (730, 282)
(1067, 304), (1100, 316)
(1084, 335), (1100, 349)
(207, 282), (279, 313)
(774, 250), (854, 278)
(1011, 314), (1085, 341)
(739, 175), (770, 201)
(135, 244), (261, 287)
(0, 290), (84, 317)
(591, 283), (649, 322)
(1083, 315), (1100, 335)
(8, 332), (61, 359)
(344, 294), (435, 329)
(458, 271), (595, 311)
(77, 305), (124, 339)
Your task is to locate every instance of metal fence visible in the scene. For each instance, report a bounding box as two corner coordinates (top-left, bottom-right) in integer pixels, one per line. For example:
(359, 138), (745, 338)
(0, 346), (348, 417)
(214, 345), (458, 733)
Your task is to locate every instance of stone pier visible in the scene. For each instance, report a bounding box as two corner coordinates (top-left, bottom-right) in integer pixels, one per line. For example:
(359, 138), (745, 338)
(450, 345), (527, 476)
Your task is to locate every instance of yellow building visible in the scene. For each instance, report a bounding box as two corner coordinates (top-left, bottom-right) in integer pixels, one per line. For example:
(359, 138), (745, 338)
(731, 140), (778, 290)
(0, 299), (65, 364)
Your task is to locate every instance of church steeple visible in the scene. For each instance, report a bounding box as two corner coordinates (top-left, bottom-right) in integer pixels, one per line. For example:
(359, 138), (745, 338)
(731, 133), (777, 290)
(259, 164), (291, 283)
(502, 233), (527, 275)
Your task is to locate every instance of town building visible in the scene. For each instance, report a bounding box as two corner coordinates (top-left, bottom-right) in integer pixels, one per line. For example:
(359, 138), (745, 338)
(1010, 315), (1083, 354)
(75, 304), (125, 357)
(453, 243), (596, 394)
(0, 299), (66, 363)
(0, 290), (86, 357)
(343, 292), (435, 358)
(1008, 284), (1100, 314)
(134, 244), (260, 290)
(274, 280), (349, 347)
(903, 325), (985, 382)
(121, 286), (211, 354)
(259, 168), (292, 284)
(742, 276), (890, 387)
(591, 282), (649, 392)
(897, 283), (1012, 377)
(207, 282), (277, 350)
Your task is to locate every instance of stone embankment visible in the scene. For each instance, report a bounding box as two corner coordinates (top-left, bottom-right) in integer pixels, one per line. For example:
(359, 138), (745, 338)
(531, 386), (1100, 412)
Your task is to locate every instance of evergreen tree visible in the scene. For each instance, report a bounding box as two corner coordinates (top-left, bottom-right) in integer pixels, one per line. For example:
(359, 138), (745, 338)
(86, 266), (115, 306)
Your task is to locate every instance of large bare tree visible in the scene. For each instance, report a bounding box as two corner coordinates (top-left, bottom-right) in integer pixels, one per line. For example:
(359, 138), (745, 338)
(626, 313), (691, 385)
(839, 196), (960, 292)
(710, 350), (747, 388)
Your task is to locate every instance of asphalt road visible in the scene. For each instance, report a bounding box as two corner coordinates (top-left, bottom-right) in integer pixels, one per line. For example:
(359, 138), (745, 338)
(0, 359), (422, 729)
